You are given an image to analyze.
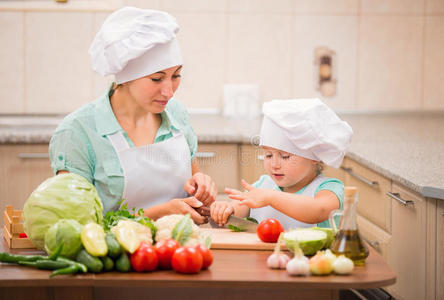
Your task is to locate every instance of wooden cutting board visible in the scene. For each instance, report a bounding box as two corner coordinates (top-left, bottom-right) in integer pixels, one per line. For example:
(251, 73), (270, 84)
(200, 228), (287, 251)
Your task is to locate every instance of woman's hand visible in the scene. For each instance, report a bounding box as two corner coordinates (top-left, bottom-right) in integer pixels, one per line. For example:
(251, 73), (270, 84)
(225, 179), (271, 209)
(166, 197), (206, 224)
(184, 172), (217, 207)
(210, 201), (234, 227)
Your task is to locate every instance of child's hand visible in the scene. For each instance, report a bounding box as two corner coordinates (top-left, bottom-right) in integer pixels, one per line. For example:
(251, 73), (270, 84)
(210, 201), (234, 226)
(225, 179), (270, 208)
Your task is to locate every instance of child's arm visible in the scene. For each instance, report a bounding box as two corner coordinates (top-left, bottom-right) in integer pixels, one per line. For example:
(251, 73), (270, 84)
(210, 199), (249, 226)
(227, 180), (339, 224)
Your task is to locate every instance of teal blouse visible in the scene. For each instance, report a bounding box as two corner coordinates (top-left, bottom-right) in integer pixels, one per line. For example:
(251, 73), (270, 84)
(49, 88), (198, 213)
(252, 174), (344, 228)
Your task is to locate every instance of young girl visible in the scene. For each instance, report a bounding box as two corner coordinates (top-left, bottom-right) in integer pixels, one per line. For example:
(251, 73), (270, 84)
(210, 98), (353, 229)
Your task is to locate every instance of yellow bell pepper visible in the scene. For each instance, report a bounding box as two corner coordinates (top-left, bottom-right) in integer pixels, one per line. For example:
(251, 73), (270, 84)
(111, 220), (153, 254)
(81, 223), (108, 256)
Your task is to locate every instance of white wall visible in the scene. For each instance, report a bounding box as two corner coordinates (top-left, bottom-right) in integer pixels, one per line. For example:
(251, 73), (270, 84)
(0, 0), (443, 114)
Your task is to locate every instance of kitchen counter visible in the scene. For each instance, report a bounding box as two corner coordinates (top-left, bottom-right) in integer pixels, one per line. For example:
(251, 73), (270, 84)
(0, 112), (443, 199)
(0, 237), (395, 300)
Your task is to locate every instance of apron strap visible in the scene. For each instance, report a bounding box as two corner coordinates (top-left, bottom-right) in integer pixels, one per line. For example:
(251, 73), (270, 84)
(107, 131), (130, 152)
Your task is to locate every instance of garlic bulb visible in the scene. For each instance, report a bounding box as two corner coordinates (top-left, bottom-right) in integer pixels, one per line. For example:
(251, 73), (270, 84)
(286, 256), (310, 276)
(267, 253), (291, 269)
(323, 249), (337, 264)
(332, 255), (354, 275)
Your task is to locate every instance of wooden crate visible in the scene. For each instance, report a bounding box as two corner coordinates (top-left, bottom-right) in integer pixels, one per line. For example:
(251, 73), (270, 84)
(3, 205), (35, 249)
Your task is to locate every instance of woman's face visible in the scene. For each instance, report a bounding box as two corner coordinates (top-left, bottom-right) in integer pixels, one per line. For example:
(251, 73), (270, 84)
(262, 146), (317, 192)
(126, 65), (182, 113)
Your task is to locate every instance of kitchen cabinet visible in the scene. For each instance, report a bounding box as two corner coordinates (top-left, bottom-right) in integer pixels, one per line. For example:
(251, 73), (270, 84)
(330, 158), (440, 300)
(0, 144), (52, 226)
(322, 157), (348, 183)
(356, 215), (391, 262)
(239, 144), (265, 185)
(436, 200), (444, 300)
(343, 159), (392, 233)
(195, 143), (240, 193)
(385, 183), (427, 300)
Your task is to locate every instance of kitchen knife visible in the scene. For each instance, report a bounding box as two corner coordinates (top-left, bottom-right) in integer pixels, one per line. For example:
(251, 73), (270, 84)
(207, 215), (258, 233)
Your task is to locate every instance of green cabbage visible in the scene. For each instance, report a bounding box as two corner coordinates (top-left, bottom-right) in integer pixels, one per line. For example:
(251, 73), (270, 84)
(284, 228), (327, 255)
(23, 173), (103, 250)
(312, 227), (334, 248)
(44, 219), (83, 259)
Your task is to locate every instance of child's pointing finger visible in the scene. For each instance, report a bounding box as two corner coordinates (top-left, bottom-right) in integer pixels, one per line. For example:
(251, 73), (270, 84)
(241, 179), (254, 191)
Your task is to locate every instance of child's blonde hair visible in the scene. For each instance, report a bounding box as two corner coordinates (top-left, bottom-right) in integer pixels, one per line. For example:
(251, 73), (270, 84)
(315, 162), (324, 175)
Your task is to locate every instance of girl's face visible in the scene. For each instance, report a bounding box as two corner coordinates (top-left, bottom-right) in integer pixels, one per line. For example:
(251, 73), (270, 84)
(126, 65), (182, 113)
(262, 146), (317, 192)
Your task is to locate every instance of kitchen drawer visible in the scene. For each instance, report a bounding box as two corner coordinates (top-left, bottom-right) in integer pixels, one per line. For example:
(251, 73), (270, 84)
(356, 214), (391, 262)
(0, 144), (52, 226)
(195, 144), (240, 193)
(386, 183), (427, 300)
(343, 159), (391, 233)
(239, 145), (266, 185)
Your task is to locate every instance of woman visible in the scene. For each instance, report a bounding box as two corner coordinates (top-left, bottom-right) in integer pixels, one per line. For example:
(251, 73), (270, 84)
(49, 7), (217, 224)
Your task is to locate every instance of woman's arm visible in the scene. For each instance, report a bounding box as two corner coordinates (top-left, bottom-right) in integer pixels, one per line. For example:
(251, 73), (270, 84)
(143, 196), (206, 224)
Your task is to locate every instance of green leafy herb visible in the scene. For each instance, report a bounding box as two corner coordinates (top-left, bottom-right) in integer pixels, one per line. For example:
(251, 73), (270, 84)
(171, 214), (193, 245)
(204, 235), (212, 249)
(228, 224), (245, 232)
(103, 200), (157, 238)
(244, 217), (259, 224)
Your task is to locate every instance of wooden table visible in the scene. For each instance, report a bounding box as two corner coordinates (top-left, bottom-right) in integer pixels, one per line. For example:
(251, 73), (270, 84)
(0, 238), (395, 300)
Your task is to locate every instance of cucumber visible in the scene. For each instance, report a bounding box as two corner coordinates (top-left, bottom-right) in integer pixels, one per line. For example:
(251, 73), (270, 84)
(115, 252), (131, 272)
(105, 233), (122, 259)
(76, 249), (103, 273)
(100, 256), (114, 272)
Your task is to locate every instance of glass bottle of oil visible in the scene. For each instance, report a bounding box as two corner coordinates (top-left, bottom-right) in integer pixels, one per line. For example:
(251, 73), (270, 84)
(328, 186), (369, 266)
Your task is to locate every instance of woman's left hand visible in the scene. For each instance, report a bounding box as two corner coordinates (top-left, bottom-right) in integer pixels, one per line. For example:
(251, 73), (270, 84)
(184, 172), (217, 207)
(225, 179), (271, 208)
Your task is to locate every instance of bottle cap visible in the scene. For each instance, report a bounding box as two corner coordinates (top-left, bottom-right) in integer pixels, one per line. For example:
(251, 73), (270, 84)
(345, 186), (357, 198)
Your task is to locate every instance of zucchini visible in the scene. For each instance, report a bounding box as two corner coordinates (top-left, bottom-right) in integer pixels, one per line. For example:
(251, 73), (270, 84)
(105, 233), (122, 259)
(76, 249), (103, 273)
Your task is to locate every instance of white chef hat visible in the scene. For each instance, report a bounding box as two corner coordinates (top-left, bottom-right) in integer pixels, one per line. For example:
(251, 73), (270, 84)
(259, 98), (353, 168)
(89, 7), (183, 84)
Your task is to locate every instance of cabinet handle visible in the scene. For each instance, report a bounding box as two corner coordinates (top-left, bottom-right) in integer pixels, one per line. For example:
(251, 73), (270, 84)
(362, 236), (380, 251)
(340, 167), (379, 188)
(195, 152), (215, 158)
(18, 153), (49, 159)
(386, 192), (414, 206)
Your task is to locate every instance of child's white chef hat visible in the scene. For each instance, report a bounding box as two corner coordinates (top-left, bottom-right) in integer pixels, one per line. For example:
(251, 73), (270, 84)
(259, 98), (353, 168)
(89, 7), (183, 84)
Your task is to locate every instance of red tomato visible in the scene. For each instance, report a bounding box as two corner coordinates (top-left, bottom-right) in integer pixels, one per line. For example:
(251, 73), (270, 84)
(155, 238), (180, 269)
(171, 246), (203, 274)
(194, 244), (213, 269)
(19, 233), (27, 238)
(130, 241), (158, 272)
(257, 218), (284, 243)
